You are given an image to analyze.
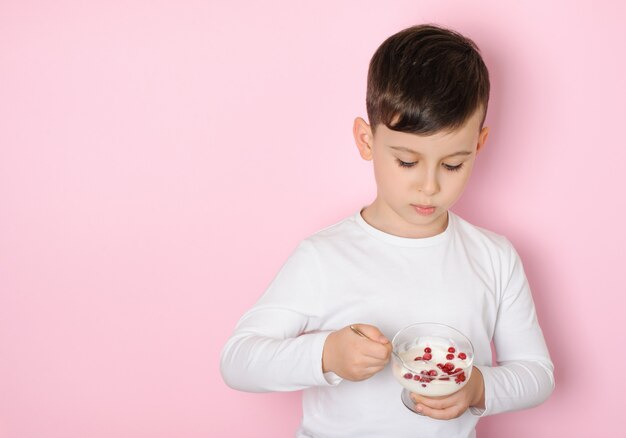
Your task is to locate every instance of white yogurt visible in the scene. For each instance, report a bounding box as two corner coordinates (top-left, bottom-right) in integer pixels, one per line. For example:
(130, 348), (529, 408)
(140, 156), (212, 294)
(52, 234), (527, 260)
(392, 341), (473, 397)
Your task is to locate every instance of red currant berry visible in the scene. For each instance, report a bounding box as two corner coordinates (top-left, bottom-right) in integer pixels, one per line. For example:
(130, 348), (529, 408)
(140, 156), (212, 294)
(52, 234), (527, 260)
(403, 372), (413, 379)
(424, 347), (432, 353)
(448, 347), (456, 353)
(446, 354), (454, 360)
(458, 352), (467, 360)
(423, 353), (432, 360)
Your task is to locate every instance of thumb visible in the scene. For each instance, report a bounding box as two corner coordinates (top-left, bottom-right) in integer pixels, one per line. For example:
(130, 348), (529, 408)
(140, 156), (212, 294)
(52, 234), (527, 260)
(352, 324), (390, 344)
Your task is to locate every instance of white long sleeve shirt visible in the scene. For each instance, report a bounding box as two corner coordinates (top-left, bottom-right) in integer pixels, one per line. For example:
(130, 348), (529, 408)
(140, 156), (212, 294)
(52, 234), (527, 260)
(220, 208), (555, 438)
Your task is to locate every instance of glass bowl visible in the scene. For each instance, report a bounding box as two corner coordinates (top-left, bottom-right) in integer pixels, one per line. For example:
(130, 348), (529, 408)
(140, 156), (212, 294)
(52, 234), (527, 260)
(391, 322), (474, 413)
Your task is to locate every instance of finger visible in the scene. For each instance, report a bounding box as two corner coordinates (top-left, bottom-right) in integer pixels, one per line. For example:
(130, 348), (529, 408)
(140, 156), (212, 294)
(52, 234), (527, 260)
(348, 343), (388, 364)
(410, 393), (458, 410)
(349, 330), (391, 361)
(362, 342), (392, 361)
(350, 364), (387, 381)
(357, 351), (390, 368)
(362, 363), (387, 378)
(414, 402), (465, 420)
(351, 324), (390, 344)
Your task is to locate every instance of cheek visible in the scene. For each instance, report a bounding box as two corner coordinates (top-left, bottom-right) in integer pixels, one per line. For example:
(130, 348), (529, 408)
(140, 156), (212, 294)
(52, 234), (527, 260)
(460, 162), (476, 184)
(446, 167), (474, 192)
(371, 159), (386, 186)
(373, 159), (403, 187)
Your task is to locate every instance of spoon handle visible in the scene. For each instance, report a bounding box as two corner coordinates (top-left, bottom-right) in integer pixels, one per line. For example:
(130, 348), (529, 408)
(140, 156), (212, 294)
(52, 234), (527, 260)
(349, 324), (370, 339)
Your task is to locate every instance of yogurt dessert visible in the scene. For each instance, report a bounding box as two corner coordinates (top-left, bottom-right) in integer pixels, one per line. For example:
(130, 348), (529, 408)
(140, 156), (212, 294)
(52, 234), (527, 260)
(391, 323), (475, 411)
(391, 340), (473, 397)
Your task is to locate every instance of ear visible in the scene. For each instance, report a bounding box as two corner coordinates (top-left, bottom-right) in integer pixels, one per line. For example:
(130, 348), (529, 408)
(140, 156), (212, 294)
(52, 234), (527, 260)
(476, 126), (489, 154)
(353, 117), (374, 161)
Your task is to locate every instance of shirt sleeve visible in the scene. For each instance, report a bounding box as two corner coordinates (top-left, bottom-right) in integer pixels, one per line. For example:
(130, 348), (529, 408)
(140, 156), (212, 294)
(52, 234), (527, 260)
(220, 239), (344, 392)
(469, 240), (555, 417)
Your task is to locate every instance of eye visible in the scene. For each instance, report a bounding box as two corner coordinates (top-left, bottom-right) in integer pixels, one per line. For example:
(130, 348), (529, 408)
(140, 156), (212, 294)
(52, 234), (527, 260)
(443, 163), (464, 172)
(397, 159), (417, 168)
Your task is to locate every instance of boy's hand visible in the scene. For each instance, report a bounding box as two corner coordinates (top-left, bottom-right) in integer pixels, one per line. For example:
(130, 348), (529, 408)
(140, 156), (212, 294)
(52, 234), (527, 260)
(410, 366), (485, 419)
(322, 324), (392, 381)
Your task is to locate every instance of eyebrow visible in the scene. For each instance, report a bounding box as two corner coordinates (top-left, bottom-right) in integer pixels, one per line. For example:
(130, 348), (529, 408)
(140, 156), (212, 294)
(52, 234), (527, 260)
(388, 145), (473, 158)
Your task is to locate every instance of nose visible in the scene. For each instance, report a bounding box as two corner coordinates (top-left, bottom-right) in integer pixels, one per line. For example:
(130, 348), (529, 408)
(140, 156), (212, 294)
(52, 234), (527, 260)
(418, 167), (439, 196)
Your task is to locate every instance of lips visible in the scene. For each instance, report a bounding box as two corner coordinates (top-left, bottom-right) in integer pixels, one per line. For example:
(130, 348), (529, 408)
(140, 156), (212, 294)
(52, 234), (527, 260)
(412, 204), (436, 216)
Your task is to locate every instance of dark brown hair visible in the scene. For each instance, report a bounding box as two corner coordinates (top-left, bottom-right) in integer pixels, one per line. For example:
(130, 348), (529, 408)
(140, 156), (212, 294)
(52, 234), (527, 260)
(366, 24), (490, 136)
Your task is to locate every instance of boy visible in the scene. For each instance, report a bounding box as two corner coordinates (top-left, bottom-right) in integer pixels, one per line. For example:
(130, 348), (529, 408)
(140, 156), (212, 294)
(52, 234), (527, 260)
(220, 24), (554, 437)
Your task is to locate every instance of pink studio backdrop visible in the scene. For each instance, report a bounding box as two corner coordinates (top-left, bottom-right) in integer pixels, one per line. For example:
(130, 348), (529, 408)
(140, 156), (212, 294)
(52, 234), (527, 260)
(1, 1), (625, 437)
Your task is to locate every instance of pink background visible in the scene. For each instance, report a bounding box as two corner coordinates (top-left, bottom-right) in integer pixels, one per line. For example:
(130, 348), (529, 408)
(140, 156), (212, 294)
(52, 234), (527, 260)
(1, 1), (625, 437)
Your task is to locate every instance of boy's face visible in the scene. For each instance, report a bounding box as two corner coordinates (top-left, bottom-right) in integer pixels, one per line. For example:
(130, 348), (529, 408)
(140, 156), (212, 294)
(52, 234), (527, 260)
(353, 108), (489, 238)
